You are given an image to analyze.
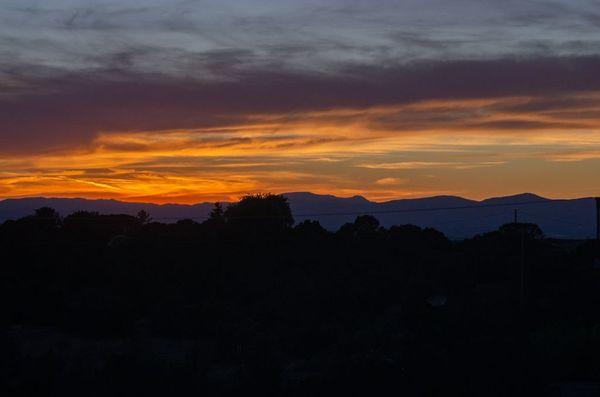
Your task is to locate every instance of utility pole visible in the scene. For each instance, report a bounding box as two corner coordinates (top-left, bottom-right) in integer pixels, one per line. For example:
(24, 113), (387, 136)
(596, 197), (600, 241)
(519, 228), (526, 313)
(514, 208), (518, 224)
(595, 198), (600, 270)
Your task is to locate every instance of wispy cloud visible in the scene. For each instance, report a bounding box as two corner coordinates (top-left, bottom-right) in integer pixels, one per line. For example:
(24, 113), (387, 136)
(357, 161), (506, 170)
(375, 177), (409, 186)
(1, 1), (600, 201)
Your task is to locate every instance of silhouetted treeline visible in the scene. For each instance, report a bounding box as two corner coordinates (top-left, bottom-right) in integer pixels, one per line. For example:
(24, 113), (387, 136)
(1, 194), (600, 396)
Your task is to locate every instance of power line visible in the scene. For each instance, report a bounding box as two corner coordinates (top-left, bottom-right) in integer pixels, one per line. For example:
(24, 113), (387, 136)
(293, 199), (570, 218)
(518, 209), (589, 229)
(0, 198), (573, 221)
(596, 198), (600, 241)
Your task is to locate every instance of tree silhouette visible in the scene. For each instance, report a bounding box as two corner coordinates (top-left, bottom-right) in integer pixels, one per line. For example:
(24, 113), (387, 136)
(34, 206), (61, 226)
(499, 222), (544, 241)
(294, 219), (328, 239)
(136, 210), (152, 225)
(354, 214), (380, 233)
(1, 195), (597, 397)
(337, 214), (380, 238)
(209, 202), (225, 222)
(224, 193), (294, 233)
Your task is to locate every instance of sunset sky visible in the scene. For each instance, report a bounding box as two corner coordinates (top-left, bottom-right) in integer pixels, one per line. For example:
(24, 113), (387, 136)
(1, 0), (600, 203)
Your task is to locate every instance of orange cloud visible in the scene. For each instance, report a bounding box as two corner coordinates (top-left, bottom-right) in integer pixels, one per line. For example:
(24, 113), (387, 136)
(1, 94), (600, 203)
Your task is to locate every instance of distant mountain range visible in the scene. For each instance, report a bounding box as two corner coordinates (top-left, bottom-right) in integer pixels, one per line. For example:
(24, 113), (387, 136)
(0, 193), (597, 240)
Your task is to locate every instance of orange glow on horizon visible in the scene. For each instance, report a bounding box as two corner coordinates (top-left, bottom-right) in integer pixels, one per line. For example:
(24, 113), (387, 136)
(2, 94), (600, 204)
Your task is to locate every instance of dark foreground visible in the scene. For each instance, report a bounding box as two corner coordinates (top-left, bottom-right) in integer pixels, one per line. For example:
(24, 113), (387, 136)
(2, 197), (600, 396)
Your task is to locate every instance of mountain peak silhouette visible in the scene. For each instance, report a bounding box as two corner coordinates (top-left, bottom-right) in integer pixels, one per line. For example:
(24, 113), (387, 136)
(0, 192), (595, 239)
(480, 193), (548, 205)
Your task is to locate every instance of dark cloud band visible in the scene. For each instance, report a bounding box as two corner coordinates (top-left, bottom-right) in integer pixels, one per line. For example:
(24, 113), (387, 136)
(1, 56), (600, 153)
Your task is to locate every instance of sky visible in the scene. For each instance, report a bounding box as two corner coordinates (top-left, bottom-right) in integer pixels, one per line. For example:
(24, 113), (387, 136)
(1, 0), (600, 203)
